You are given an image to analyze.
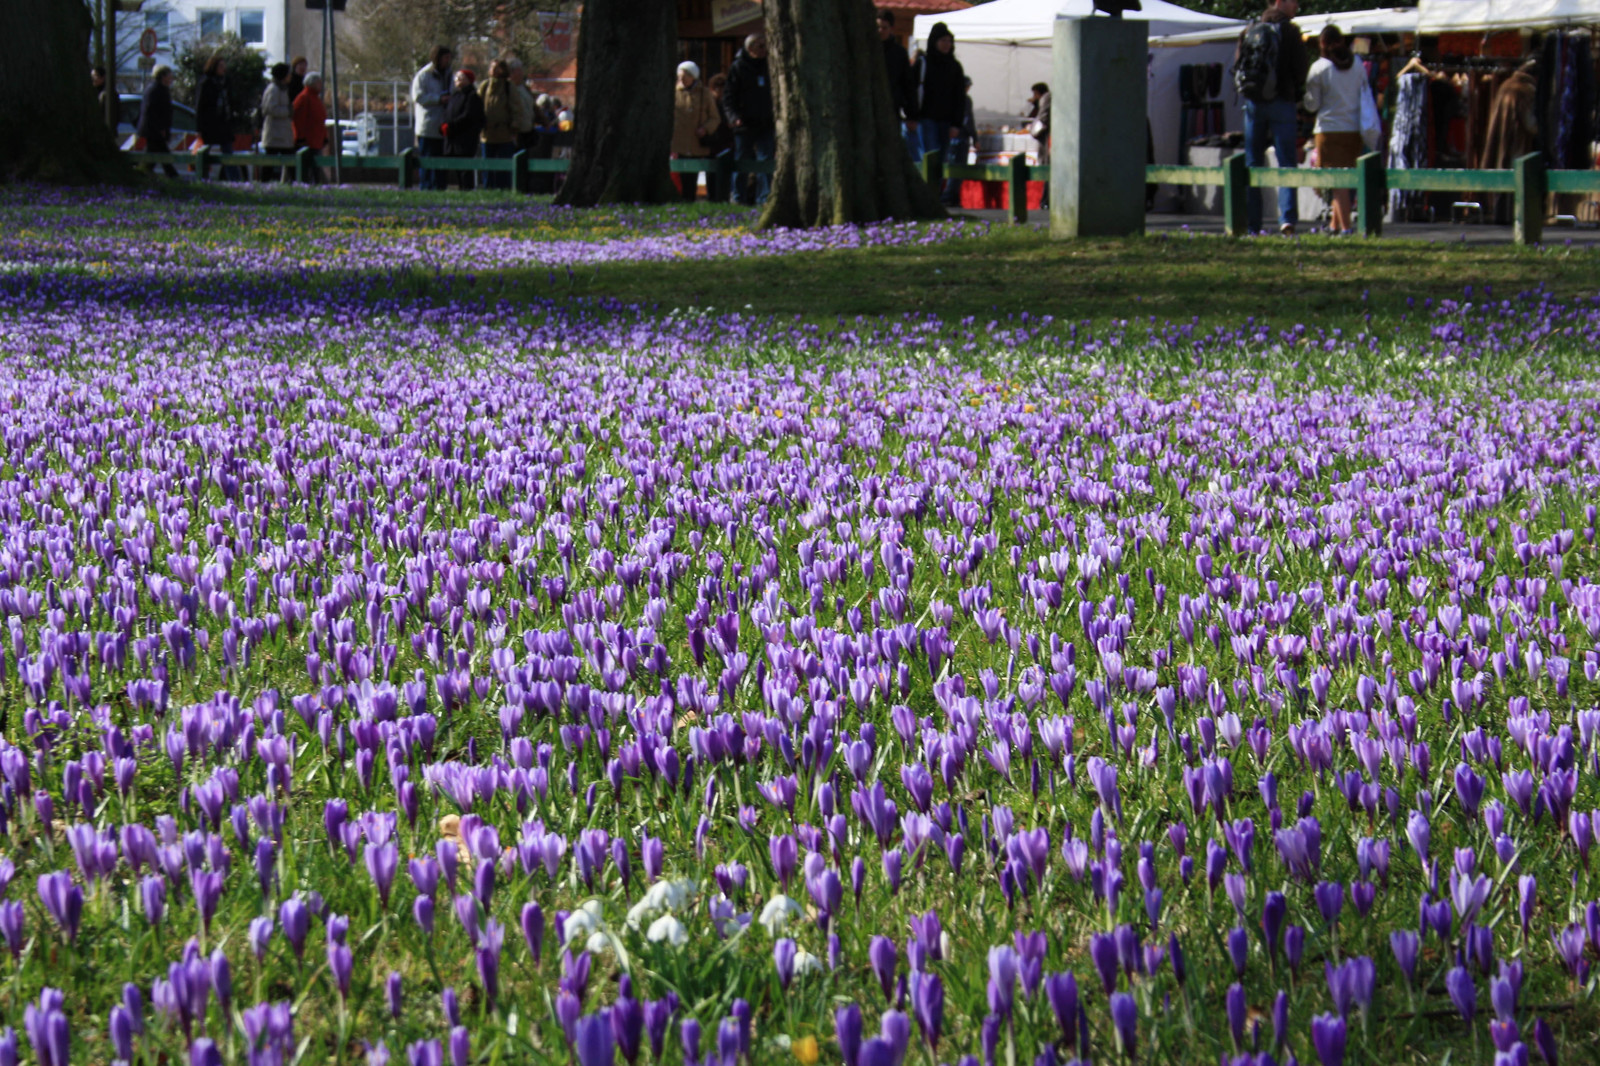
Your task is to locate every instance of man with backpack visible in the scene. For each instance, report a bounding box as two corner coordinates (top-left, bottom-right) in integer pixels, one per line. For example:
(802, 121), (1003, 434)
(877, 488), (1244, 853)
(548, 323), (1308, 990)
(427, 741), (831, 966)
(1234, 0), (1309, 234)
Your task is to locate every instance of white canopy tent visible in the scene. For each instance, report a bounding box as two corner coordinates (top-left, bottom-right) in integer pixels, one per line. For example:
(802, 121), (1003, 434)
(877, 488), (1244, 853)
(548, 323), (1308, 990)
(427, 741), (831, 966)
(1418, 0), (1600, 32)
(1153, 7), (1418, 45)
(909, 0), (1244, 208)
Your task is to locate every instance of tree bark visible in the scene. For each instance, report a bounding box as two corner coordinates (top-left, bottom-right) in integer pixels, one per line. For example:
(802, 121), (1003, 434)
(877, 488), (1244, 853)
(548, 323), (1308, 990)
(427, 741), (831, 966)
(759, 0), (944, 228)
(0, 0), (131, 183)
(554, 0), (676, 207)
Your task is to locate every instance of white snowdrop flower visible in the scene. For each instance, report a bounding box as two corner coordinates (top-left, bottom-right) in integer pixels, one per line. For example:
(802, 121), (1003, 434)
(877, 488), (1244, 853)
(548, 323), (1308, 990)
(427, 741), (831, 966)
(586, 931), (612, 955)
(793, 949), (822, 976)
(647, 914), (689, 947)
(563, 899), (605, 942)
(628, 878), (699, 928)
(759, 894), (802, 936)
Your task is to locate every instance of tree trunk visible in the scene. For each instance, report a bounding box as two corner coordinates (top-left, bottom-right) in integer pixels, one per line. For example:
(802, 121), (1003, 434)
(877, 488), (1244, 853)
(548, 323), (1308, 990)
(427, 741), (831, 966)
(759, 0), (944, 228)
(554, 0), (676, 207)
(0, 0), (130, 183)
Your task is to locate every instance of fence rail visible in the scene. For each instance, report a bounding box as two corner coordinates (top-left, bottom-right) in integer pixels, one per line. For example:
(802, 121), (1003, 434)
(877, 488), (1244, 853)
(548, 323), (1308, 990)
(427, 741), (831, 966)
(125, 147), (1600, 244)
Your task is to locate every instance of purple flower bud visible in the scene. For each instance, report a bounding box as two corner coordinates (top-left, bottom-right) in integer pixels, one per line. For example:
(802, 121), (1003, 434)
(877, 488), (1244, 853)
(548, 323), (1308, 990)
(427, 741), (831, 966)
(1109, 991), (1137, 1058)
(1311, 1013), (1346, 1066)
(1447, 965), (1476, 1022)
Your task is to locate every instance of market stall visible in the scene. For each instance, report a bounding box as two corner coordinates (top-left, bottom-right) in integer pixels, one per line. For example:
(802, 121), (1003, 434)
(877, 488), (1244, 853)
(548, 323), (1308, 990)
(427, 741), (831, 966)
(909, 0), (1244, 210)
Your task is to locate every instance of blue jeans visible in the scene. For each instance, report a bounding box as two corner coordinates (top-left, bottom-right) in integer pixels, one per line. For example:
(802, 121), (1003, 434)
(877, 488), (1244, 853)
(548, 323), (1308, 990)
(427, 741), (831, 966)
(733, 129), (775, 206)
(484, 141), (515, 190)
(919, 119), (958, 200)
(418, 136), (445, 191)
(1243, 97), (1299, 232)
(902, 121), (921, 163)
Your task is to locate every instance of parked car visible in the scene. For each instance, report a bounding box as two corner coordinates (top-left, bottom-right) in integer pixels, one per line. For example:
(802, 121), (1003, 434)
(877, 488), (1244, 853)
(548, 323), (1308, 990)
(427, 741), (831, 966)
(116, 93), (199, 152)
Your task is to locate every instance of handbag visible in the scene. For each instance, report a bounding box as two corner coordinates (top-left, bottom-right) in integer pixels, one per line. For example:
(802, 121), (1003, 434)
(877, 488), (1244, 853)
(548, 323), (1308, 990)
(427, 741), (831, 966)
(1359, 82), (1382, 152)
(1028, 118), (1046, 138)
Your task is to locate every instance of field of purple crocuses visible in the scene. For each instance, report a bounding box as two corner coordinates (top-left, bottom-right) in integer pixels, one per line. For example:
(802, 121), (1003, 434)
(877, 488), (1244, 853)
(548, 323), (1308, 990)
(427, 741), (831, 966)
(0, 185), (1598, 1066)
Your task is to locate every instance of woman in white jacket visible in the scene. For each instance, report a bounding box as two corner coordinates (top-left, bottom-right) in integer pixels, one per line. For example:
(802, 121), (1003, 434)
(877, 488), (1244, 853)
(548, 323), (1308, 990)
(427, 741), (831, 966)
(259, 62), (297, 182)
(1302, 27), (1367, 234)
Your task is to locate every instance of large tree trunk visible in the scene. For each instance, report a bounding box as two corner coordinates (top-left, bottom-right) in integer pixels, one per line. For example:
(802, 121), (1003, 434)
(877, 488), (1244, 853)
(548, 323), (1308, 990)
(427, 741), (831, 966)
(554, 0), (676, 207)
(0, 0), (131, 183)
(759, 0), (944, 228)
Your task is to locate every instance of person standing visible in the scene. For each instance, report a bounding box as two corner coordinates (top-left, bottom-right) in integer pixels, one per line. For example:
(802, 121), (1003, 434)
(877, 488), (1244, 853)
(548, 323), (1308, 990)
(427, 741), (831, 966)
(911, 22), (965, 198)
(288, 56), (308, 102)
(705, 73), (736, 202)
(877, 10), (919, 160)
(1234, 0), (1309, 234)
(293, 72), (328, 183)
(1028, 83), (1051, 207)
(442, 69), (485, 191)
(507, 58), (538, 155)
(259, 62), (296, 182)
(196, 54), (234, 180)
(725, 34), (775, 206)
(1302, 26), (1366, 234)
(942, 76), (976, 207)
(412, 46), (454, 191)
(137, 65), (179, 176)
(671, 61), (719, 203)
(479, 59), (518, 190)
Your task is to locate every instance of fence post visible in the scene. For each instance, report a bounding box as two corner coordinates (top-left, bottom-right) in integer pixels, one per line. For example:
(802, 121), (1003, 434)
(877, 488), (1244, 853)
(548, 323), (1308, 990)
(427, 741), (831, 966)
(398, 147), (416, 190)
(920, 151), (942, 191)
(511, 150), (528, 195)
(1514, 152), (1546, 246)
(196, 146), (212, 182)
(295, 147), (311, 184)
(1009, 153), (1028, 225)
(1223, 152), (1249, 237)
(1356, 152), (1385, 238)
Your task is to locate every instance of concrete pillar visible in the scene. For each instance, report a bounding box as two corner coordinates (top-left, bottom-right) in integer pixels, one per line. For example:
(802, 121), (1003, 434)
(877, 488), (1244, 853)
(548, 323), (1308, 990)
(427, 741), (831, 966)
(1050, 17), (1148, 238)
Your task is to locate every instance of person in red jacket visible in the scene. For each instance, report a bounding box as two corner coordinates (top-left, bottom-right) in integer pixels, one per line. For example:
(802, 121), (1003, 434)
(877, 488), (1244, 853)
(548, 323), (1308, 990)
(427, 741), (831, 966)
(293, 72), (329, 183)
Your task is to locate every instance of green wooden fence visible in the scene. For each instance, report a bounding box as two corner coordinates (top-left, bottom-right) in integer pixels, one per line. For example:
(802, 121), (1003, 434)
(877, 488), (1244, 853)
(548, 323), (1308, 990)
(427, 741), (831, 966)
(124, 147), (1599, 244)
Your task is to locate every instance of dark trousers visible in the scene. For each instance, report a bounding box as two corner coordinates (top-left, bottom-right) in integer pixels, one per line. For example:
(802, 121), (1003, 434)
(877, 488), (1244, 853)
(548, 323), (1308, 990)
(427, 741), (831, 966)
(708, 150), (733, 202)
(418, 136), (445, 190)
(677, 159), (707, 202)
(733, 129), (775, 205)
(484, 142), (515, 190)
(293, 140), (323, 183)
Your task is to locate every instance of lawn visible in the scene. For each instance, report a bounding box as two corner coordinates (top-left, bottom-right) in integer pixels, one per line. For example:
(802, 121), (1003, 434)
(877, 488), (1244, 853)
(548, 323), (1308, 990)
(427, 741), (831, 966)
(0, 183), (1596, 1066)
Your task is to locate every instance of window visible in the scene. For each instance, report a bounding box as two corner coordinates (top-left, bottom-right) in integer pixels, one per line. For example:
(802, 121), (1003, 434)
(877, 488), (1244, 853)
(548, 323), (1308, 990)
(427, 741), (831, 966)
(144, 10), (168, 36)
(238, 9), (265, 44)
(197, 10), (223, 38)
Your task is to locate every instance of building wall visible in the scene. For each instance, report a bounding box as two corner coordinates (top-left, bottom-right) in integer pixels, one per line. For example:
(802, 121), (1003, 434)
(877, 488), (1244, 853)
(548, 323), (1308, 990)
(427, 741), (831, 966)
(118, 0), (291, 74)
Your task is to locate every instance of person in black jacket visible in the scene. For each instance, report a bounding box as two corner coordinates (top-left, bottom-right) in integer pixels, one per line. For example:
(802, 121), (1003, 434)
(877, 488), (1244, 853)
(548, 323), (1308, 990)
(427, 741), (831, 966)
(706, 73), (737, 202)
(137, 65), (180, 177)
(724, 34), (775, 206)
(196, 54), (236, 180)
(442, 69), (486, 191)
(911, 22), (966, 197)
(877, 9), (918, 160)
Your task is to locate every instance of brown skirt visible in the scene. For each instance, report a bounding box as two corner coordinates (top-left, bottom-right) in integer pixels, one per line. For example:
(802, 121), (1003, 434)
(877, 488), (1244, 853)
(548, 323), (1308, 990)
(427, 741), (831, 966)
(1316, 131), (1365, 169)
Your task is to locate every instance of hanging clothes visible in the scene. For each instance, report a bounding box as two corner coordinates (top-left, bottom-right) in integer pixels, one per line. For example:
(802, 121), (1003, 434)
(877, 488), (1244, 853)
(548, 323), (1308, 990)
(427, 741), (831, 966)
(1537, 30), (1595, 170)
(1388, 71), (1429, 217)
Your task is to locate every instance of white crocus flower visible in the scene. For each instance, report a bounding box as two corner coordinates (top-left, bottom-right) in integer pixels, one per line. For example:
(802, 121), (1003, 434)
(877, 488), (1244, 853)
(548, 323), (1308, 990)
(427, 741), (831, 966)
(647, 914), (689, 947)
(627, 879), (699, 928)
(563, 899), (606, 943)
(758, 893), (802, 936)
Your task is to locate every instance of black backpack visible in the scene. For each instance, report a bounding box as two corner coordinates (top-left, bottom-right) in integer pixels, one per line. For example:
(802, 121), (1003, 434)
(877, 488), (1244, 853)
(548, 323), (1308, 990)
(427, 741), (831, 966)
(1233, 20), (1280, 102)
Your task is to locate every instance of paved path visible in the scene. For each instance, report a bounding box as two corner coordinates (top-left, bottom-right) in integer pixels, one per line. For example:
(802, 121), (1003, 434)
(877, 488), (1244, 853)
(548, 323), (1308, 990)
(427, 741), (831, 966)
(955, 209), (1600, 245)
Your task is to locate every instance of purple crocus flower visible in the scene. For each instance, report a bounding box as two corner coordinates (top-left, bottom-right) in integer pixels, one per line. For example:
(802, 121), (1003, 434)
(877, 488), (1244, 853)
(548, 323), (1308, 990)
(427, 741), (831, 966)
(1043, 971), (1078, 1048)
(1310, 1013), (1346, 1066)
(1109, 992), (1136, 1058)
(36, 873), (81, 943)
(280, 898), (310, 960)
(869, 935), (897, 1002)
(774, 938), (797, 990)
(575, 1013), (615, 1066)
(1226, 982), (1246, 1050)
(912, 972), (943, 1051)
(1447, 966), (1477, 1023)
(835, 1005), (862, 1066)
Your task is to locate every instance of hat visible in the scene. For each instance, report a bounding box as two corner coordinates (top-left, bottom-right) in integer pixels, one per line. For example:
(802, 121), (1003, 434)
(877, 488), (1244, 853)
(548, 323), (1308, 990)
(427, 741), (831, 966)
(677, 60), (700, 80)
